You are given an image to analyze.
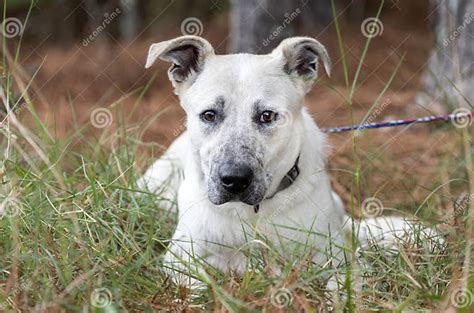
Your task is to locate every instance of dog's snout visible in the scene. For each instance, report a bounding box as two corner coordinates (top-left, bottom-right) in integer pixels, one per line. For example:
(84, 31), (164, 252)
(219, 164), (253, 194)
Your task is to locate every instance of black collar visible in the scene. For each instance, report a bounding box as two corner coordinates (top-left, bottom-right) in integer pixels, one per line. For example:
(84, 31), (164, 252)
(254, 155), (300, 213)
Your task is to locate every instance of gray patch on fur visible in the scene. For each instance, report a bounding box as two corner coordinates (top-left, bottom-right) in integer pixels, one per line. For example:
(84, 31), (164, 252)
(199, 96), (227, 134)
(207, 136), (268, 206)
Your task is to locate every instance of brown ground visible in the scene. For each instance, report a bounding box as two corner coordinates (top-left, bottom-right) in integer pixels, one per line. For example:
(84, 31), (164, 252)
(14, 8), (461, 217)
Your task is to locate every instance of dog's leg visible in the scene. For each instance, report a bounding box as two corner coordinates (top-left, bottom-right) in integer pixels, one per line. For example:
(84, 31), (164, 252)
(331, 190), (444, 251)
(355, 215), (444, 252)
(137, 132), (188, 210)
(326, 201), (445, 301)
(162, 199), (251, 288)
(163, 230), (248, 288)
(163, 234), (207, 288)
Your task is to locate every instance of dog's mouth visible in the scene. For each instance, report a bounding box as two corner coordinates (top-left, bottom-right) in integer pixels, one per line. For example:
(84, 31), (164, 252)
(207, 153), (301, 211)
(206, 154), (268, 207)
(206, 170), (268, 207)
(204, 139), (278, 210)
(207, 184), (266, 207)
(239, 191), (266, 206)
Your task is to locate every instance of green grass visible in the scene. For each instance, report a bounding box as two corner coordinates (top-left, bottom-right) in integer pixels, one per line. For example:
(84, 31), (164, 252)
(0, 69), (472, 313)
(1, 0), (474, 311)
(0, 127), (469, 311)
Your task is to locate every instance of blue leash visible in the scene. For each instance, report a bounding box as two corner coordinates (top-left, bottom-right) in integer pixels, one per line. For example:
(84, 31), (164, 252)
(320, 110), (473, 134)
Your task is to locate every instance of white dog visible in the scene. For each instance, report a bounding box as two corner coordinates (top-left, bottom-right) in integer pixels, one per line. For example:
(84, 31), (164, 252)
(138, 35), (438, 287)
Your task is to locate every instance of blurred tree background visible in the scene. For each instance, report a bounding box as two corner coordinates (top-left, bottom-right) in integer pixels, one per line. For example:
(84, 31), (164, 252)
(2, 0), (227, 44)
(2, 0), (471, 221)
(2, 0), (428, 48)
(2, 0), (474, 118)
(2, 0), (472, 112)
(1, 2), (473, 312)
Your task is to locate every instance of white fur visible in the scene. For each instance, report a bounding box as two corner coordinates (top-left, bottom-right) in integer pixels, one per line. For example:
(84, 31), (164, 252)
(139, 112), (348, 285)
(138, 36), (441, 287)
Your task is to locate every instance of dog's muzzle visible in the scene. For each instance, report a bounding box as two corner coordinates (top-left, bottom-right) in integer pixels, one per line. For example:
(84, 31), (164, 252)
(206, 139), (269, 206)
(207, 150), (301, 211)
(218, 163), (253, 195)
(208, 160), (265, 206)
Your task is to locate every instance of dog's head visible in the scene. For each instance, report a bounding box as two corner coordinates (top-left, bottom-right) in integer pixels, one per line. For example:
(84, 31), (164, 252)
(146, 36), (331, 206)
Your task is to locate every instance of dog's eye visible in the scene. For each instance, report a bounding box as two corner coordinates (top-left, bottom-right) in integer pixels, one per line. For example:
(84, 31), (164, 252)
(259, 110), (277, 124)
(201, 110), (217, 122)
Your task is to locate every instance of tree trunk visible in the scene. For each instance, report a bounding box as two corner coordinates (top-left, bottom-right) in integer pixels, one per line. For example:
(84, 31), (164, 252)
(83, 0), (120, 46)
(229, 0), (331, 54)
(419, 0), (474, 110)
(119, 0), (144, 41)
(300, 0), (333, 30)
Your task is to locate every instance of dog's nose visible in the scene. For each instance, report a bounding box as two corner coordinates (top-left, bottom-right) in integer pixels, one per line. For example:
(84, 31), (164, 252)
(219, 164), (253, 194)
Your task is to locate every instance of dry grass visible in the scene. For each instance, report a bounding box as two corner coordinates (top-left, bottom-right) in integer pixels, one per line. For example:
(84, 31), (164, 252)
(1, 3), (473, 311)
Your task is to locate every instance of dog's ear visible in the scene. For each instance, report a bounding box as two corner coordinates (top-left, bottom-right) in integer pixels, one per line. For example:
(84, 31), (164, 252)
(145, 36), (214, 94)
(272, 37), (331, 92)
